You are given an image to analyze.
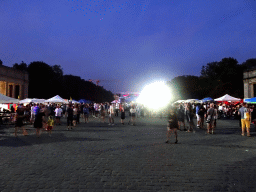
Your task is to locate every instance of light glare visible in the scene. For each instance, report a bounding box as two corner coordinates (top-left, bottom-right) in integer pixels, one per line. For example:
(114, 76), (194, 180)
(137, 81), (172, 110)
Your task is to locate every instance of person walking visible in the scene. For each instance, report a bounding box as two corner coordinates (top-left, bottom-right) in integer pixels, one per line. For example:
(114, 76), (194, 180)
(66, 103), (73, 130)
(129, 105), (136, 126)
(100, 103), (106, 123)
(34, 108), (45, 138)
(14, 104), (27, 137)
(177, 103), (186, 131)
(83, 104), (90, 123)
(206, 103), (217, 134)
(54, 105), (63, 125)
(108, 103), (115, 125)
(165, 106), (178, 144)
(46, 116), (54, 136)
(120, 104), (125, 125)
(73, 104), (78, 127)
(185, 103), (195, 132)
(238, 103), (251, 137)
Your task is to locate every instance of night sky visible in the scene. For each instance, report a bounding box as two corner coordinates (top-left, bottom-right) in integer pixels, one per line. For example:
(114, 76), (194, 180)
(1, 0), (256, 93)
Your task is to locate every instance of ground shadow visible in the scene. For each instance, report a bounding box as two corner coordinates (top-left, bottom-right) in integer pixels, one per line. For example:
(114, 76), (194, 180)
(0, 132), (108, 147)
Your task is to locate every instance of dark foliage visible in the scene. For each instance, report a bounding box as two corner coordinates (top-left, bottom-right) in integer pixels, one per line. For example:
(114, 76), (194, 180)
(11, 61), (114, 102)
(168, 57), (256, 101)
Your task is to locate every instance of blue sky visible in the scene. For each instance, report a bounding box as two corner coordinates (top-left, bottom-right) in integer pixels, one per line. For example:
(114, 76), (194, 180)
(1, 0), (256, 93)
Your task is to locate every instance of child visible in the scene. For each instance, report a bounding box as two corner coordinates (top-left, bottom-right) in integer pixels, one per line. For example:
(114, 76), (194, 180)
(166, 106), (178, 144)
(46, 116), (54, 136)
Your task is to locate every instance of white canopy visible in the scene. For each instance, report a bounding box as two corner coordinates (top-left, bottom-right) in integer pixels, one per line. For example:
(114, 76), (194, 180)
(19, 98), (45, 104)
(111, 100), (119, 103)
(185, 99), (200, 103)
(214, 94), (241, 102)
(0, 93), (19, 104)
(174, 100), (186, 103)
(45, 95), (68, 103)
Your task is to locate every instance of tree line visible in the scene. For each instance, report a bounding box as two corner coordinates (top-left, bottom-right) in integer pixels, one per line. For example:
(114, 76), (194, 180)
(168, 57), (256, 101)
(5, 61), (114, 102)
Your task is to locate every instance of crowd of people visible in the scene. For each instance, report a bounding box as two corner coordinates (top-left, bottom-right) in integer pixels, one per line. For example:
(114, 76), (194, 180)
(10, 102), (142, 138)
(165, 102), (256, 144)
(3, 100), (256, 142)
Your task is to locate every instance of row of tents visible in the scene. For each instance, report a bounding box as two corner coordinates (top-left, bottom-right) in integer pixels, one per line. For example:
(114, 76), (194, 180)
(174, 94), (246, 103)
(0, 94), (92, 104)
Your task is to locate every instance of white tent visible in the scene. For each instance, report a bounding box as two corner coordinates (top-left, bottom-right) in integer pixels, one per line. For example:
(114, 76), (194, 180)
(174, 100), (186, 103)
(19, 98), (45, 104)
(0, 93), (19, 104)
(214, 94), (241, 102)
(45, 95), (68, 103)
(185, 99), (200, 103)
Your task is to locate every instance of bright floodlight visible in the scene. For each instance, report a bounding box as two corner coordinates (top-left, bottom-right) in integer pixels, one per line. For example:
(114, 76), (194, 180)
(137, 81), (172, 110)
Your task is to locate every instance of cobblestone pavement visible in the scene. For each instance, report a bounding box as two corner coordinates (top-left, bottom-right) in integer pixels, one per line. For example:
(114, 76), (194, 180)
(1, 114), (256, 192)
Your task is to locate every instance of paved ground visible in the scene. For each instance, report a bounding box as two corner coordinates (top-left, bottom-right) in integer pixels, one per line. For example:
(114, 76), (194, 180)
(1, 113), (256, 192)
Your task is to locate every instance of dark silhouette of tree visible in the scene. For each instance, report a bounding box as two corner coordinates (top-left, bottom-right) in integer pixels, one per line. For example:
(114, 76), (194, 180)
(241, 58), (256, 70)
(13, 61), (28, 71)
(27, 61), (56, 98)
(0, 60), (3, 65)
(24, 61), (113, 101)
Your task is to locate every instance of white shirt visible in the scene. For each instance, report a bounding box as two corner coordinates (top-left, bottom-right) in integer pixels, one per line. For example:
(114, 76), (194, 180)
(54, 108), (63, 117)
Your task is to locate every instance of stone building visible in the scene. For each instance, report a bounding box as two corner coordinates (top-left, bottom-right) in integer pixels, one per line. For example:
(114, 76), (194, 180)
(0, 65), (29, 100)
(243, 68), (256, 98)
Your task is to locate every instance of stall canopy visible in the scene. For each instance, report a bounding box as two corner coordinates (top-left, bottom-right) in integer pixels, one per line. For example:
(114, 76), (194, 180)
(214, 94), (241, 102)
(244, 97), (256, 104)
(19, 98), (45, 104)
(0, 93), (19, 104)
(45, 95), (68, 103)
(185, 99), (200, 103)
(201, 97), (214, 102)
(174, 100), (186, 103)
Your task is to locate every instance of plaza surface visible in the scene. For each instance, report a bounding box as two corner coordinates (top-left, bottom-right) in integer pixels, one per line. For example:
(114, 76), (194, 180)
(1, 114), (256, 192)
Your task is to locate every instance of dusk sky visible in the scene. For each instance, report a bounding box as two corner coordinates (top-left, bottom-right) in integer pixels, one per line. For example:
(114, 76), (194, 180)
(1, 0), (256, 93)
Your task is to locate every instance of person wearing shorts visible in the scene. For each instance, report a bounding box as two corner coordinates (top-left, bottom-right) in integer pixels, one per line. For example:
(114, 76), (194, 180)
(206, 103), (216, 134)
(54, 105), (63, 125)
(129, 105), (136, 126)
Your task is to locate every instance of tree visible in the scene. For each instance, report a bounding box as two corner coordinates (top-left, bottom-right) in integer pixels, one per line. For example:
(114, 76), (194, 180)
(0, 60), (2, 65)
(241, 58), (256, 70)
(13, 61), (28, 71)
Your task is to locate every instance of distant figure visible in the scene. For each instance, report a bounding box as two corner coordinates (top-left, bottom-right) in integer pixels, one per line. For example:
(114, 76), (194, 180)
(120, 105), (125, 125)
(177, 103), (186, 131)
(14, 104), (27, 137)
(108, 104), (115, 125)
(34, 108), (45, 138)
(46, 116), (54, 136)
(54, 105), (63, 125)
(66, 104), (73, 130)
(166, 106), (178, 144)
(206, 103), (217, 134)
(129, 105), (136, 126)
(238, 103), (251, 137)
(83, 104), (90, 123)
